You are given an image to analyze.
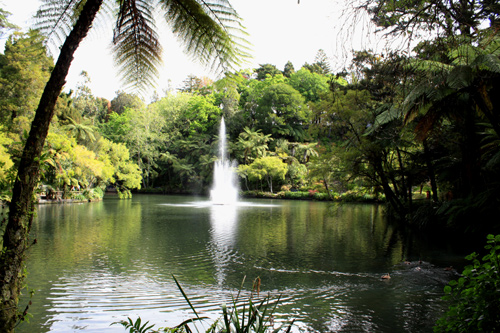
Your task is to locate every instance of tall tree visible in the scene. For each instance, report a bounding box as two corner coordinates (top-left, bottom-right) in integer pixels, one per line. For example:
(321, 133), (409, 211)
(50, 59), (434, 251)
(283, 61), (295, 77)
(73, 71), (110, 124)
(254, 82), (310, 141)
(0, 0), (248, 330)
(110, 90), (145, 114)
(0, 30), (53, 134)
(255, 63), (282, 80)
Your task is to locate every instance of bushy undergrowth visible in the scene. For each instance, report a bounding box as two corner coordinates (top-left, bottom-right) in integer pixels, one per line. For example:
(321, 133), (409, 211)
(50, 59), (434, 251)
(70, 188), (104, 202)
(71, 193), (87, 201)
(117, 188), (132, 199)
(269, 189), (382, 202)
(434, 234), (500, 332)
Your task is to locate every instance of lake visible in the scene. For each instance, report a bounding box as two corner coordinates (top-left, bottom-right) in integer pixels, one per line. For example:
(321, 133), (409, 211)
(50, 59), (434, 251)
(18, 194), (467, 332)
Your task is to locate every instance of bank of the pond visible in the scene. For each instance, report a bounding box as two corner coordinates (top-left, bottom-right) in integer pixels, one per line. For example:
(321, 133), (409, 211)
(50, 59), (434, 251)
(37, 197), (102, 204)
(137, 188), (390, 203)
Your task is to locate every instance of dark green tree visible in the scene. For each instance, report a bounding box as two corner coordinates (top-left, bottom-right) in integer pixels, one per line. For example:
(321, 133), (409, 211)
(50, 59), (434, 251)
(283, 61), (295, 77)
(110, 90), (145, 114)
(255, 63), (282, 80)
(254, 82), (310, 141)
(0, 30), (53, 133)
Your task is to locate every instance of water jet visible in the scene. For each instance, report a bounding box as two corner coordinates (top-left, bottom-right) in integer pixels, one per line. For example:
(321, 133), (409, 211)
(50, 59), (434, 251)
(210, 117), (238, 205)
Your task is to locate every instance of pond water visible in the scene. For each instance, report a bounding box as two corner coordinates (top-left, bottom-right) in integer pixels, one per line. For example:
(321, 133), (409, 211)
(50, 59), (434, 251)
(18, 194), (467, 332)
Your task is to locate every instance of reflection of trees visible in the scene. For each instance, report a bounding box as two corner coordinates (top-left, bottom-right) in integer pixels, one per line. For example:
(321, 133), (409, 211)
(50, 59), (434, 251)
(236, 202), (404, 275)
(32, 200), (142, 268)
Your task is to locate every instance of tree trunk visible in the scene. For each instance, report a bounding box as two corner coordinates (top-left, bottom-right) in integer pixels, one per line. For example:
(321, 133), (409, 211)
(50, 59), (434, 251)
(0, 1), (102, 331)
(460, 107), (482, 196)
(423, 139), (438, 201)
(396, 148), (408, 202)
(372, 156), (406, 217)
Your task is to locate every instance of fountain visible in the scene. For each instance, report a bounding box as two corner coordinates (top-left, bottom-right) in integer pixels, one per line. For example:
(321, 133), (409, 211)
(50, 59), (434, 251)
(210, 117), (239, 205)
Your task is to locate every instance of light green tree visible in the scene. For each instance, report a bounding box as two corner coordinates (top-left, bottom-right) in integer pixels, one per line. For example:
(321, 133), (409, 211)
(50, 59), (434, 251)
(288, 68), (329, 103)
(0, 128), (13, 193)
(97, 138), (142, 191)
(247, 156), (288, 193)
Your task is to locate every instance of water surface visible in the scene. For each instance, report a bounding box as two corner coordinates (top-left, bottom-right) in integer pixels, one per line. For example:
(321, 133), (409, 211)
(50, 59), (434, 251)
(19, 195), (465, 332)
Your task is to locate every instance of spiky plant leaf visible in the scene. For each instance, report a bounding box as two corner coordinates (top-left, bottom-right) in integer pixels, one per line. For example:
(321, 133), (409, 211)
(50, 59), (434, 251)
(446, 65), (473, 89)
(405, 58), (453, 74)
(35, 0), (82, 49)
(161, 0), (251, 74)
(113, 0), (162, 93)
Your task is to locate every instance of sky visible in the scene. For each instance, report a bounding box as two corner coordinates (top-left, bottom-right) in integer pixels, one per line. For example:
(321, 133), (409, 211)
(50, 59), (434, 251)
(1, 0), (379, 100)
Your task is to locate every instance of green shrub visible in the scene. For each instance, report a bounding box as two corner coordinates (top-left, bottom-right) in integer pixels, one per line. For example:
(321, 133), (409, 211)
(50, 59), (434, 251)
(283, 191), (310, 200)
(312, 192), (330, 201)
(92, 187), (104, 199)
(117, 188), (132, 199)
(71, 193), (87, 201)
(81, 188), (104, 201)
(434, 234), (500, 332)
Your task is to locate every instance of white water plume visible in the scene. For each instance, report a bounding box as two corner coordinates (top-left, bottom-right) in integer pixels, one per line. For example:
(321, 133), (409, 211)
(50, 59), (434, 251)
(210, 117), (238, 205)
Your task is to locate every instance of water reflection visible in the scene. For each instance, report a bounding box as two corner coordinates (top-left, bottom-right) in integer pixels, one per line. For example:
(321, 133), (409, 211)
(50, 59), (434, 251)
(18, 196), (467, 332)
(208, 205), (238, 285)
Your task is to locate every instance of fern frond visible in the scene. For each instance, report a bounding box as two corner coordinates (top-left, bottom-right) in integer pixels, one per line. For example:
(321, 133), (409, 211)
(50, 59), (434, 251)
(402, 80), (433, 123)
(34, 0), (82, 52)
(472, 54), (500, 74)
(446, 65), (473, 89)
(374, 105), (403, 127)
(161, 0), (251, 75)
(113, 0), (162, 94)
(449, 43), (479, 66)
(405, 58), (453, 74)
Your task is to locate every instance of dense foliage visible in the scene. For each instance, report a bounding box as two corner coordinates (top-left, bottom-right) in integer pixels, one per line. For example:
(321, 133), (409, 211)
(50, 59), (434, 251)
(1, 28), (499, 238)
(435, 235), (500, 332)
(1, 0), (500, 330)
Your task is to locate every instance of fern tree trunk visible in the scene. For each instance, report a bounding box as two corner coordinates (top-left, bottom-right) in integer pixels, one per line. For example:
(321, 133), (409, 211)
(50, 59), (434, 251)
(0, 0), (102, 331)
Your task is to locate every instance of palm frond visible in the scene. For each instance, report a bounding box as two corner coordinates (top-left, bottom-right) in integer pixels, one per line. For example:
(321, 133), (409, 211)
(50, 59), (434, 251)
(113, 0), (162, 94)
(449, 43), (479, 66)
(161, 0), (251, 75)
(472, 54), (500, 74)
(446, 65), (473, 89)
(35, 0), (114, 56)
(405, 58), (453, 74)
(35, 0), (83, 51)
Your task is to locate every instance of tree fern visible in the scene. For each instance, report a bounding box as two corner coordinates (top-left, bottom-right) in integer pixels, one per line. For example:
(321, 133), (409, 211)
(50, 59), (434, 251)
(34, 0), (250, 94)
(161, 0), (250, 72)
(113, 0), (162, 93)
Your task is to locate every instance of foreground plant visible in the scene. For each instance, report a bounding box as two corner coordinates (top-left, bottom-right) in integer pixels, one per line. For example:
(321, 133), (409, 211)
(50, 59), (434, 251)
(434, 234), (500, 332)
(114, 276), (294, 332)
